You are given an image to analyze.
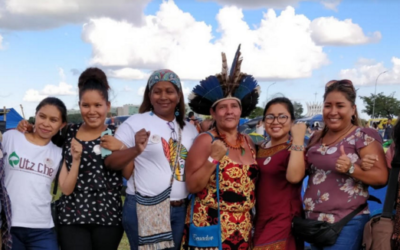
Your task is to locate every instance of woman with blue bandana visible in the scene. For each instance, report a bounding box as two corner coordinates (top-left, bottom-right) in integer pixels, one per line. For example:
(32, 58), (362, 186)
(105, 69), (199, 250)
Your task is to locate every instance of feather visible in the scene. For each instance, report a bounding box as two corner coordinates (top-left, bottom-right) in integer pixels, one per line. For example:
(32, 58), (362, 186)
(221, 52), (228, 84)
(233, 75), (258, 100)
(162, 138), (170, 163)
(169, 138), (177, 171)
(192, 76), (224, 103)
(180, 146), (188, 160)
(228, 44), (242, 84)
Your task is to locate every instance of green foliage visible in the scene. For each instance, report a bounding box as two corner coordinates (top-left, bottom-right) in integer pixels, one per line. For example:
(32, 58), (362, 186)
(28, 116), (35, 124)
(293, 101), (304, 119)
(67, 113), (83, 124)
(248, 106), (264, 119)
(360, 92), (400, 118)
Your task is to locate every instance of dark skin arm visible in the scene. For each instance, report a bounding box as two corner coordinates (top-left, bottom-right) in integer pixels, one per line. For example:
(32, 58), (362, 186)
(104, 147), (140, 171)
(104, 129), (150, 171)
(336, 141), (388, 187)
(185, 133), (227, 193)
(122, 161), (135, 179)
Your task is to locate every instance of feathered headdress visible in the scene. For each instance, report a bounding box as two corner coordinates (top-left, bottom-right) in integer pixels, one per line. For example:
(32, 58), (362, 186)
(188, 44), (260, 117)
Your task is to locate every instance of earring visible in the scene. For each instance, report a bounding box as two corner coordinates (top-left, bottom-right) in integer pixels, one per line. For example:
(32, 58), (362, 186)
(175, 107), (180, 117)
(150, 106), (154, 116)
(59, 129), (62, 136)
(351, 115), (355, 123)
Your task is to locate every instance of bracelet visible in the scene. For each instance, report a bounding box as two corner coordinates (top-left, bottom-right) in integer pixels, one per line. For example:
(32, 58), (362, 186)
(290, 144), (305, 151)
(208, 156), (219, 165)
(120, 144), (126, 150)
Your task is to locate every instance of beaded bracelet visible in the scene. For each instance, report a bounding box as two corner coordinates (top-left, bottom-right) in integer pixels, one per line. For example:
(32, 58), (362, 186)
(290, 144), (305, 151)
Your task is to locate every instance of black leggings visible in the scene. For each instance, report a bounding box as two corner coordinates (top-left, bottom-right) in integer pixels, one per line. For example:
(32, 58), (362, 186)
(58, 224), (124, 250)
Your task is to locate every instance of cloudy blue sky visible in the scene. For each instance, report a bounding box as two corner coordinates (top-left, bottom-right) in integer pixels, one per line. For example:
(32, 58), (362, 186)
(0, 0), (399, 118)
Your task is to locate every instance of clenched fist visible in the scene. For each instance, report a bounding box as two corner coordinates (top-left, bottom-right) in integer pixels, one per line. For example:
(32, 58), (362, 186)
(135, 129), (151, 154)
(291, 123), (307, 141)
(210, 140), (228, 162)
(71, 138), (83, 162)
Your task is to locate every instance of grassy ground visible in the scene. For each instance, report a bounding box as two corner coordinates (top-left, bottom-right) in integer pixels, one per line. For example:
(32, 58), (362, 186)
(52, 185), (131, 250)
(118, 233), (130, 250)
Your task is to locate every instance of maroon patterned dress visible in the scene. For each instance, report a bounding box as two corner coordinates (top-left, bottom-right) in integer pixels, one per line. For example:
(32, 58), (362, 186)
(304, 127), (382, 222)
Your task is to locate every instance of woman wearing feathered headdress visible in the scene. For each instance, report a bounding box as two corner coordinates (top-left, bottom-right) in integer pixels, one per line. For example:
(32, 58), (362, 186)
(181, 45), (260, 250)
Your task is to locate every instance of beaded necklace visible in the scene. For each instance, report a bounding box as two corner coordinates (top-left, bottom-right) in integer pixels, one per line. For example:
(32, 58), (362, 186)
(215, 127), (245, 155)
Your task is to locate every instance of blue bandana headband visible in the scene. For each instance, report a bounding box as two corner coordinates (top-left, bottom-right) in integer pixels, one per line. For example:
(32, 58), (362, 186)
(148, 69), (181, 89)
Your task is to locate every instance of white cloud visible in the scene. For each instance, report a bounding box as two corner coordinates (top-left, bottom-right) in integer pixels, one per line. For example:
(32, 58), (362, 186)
(123, 85), (133, 92)
(0, 34), (3, 49)
(23, 89), (48, 102)
(137, 86), (145, 96)
(181, 81), (191, 101)
(310, 17), (381, 46)
(41, 82), (76, 95)
(108, 68), (148, 80)
(201, 0), (342, 10)
(83, 1), (329, 81)
(339, 57), (400, 86)
(0, 0), (150, 30)
(321, 0), (341, 11)
(200, 0), (303, 9)
(22, 68), (77, 102)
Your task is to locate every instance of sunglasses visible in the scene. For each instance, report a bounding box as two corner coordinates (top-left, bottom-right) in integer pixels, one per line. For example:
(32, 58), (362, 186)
(325, 79), (355, 91)
(167, 122), (178, 142)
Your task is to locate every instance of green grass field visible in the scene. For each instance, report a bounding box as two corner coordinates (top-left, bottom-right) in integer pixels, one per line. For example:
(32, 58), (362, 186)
(52, 185), (131, 250)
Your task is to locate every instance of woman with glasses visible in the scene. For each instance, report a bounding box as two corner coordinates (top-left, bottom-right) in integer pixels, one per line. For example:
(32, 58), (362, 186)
(303, 80), (388, 250)
(105, 69), (198, 250)
(253, 97), (306, 250)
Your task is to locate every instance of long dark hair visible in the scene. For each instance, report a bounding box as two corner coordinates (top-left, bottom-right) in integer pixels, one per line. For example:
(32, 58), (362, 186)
(308, 79), (359, 149)
(139, 81), (186, 129)
(78, 67), (111, 102)
(35, 97), (68, 147)
(262, 97), (296, 121)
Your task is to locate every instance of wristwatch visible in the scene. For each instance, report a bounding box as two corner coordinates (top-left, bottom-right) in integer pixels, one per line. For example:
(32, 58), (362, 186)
(347, 163), (355, 175)
(208, 156), (219, 165)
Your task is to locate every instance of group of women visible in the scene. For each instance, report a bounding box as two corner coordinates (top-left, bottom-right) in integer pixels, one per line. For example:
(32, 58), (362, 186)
(0, 46), (389, 250)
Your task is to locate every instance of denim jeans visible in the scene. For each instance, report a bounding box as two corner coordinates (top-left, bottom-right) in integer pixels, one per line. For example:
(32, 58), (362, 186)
(311, 214), (370, 250)
(123, 194), (187, 250)
(11, 227), (58, 250)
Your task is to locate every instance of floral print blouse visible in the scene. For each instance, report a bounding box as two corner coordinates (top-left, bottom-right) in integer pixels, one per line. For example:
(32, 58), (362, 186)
(304, 127), (382, 223)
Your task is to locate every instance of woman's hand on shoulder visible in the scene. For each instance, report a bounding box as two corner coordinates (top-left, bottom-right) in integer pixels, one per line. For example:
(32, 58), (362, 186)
(101, 135), (125, 151)
(16, 120), (33, 133)
(360, 154), (379, 171)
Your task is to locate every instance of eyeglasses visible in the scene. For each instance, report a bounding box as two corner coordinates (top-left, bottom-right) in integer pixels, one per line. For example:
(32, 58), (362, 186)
(264, 114), (289, 124)
(167, 122), (178, 142)
(325, 79), (355, 91)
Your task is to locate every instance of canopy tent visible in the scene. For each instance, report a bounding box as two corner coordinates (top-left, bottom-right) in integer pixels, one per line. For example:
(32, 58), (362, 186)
(0, 108), (24, 132)
(296, 114), (324, 126)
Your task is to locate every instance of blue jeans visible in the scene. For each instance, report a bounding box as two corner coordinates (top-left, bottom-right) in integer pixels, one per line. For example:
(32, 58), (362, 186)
(123, 194), (187, 250)
(11, 227), (58, 250)
(311, 214), (370, 250)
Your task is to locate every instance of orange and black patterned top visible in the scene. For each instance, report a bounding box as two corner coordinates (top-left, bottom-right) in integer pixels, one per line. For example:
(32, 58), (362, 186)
(180, 137), (259, 250)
